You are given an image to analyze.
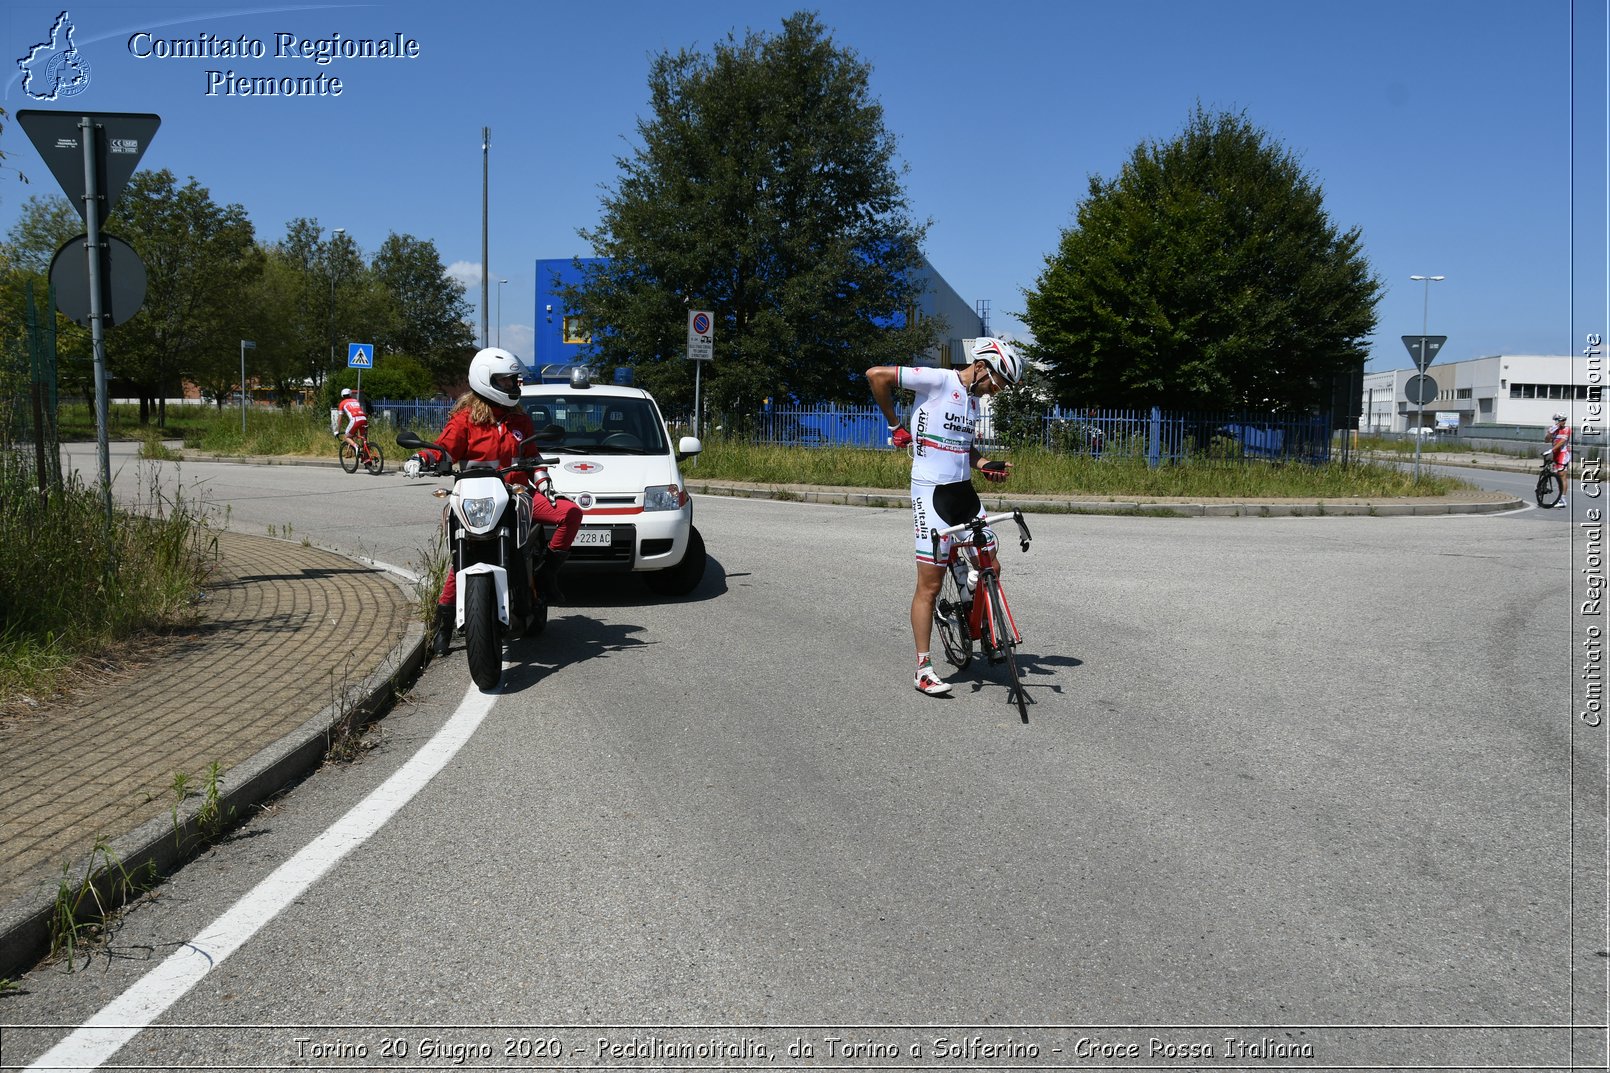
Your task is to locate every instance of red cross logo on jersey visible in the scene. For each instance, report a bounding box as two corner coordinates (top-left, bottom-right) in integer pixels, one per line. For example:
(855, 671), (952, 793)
(951, 390), (962, 401)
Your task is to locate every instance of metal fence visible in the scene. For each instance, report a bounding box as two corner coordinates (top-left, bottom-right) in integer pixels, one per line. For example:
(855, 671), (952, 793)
(1034, 406), (1333, 465)
(365, 396), (1334, 466)
(746, 402), (1332, 465)
(366, 399), (453, 431)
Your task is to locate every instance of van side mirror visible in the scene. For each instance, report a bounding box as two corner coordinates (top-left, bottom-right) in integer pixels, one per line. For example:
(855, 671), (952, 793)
(676, 436), (703, 462)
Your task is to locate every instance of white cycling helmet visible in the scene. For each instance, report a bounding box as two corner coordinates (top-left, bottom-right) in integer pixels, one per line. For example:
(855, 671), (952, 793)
(468, 347), (524, 407)
(970, 337), (1024, 386)
(1553, 411), (1567, 422)
(340, 387), (353, 398)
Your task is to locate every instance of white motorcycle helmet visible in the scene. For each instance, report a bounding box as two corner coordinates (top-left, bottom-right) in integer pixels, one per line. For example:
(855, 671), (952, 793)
(970, 336), (1025, 386)
(468, 347), (525, 407)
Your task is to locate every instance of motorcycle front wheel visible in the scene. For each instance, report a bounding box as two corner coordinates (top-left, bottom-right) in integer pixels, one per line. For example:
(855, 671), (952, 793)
(463, 574), (503, 690)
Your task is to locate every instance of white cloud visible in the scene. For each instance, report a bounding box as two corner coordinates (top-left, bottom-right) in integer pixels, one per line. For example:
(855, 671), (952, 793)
(447, 261), (482, 290)
(500, 324), (535, 361)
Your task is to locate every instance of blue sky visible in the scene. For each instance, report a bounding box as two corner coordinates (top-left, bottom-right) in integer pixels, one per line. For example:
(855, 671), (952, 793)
(2, 0), (1605, 373)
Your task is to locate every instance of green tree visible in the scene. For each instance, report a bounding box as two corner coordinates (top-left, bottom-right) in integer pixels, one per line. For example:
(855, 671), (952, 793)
(4, 193), (79, 273)
(987, 361), (1054, 448)
(371, 233), (474, 387)
(1024, 107), (1381, 412)
(274, 218), (379, 388)
(0, 106), (28, 192)
(103, 170), (262, 425)
(326, 354), (434, 402)
(2, 194), (92, 404)
(561, 10), (934, 414)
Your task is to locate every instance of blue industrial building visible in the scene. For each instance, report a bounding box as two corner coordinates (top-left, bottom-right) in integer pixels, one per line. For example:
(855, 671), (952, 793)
(530, 256), (986, 380)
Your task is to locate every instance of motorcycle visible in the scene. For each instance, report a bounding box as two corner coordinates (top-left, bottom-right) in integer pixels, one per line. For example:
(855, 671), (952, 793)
(397, 430), (562, 690)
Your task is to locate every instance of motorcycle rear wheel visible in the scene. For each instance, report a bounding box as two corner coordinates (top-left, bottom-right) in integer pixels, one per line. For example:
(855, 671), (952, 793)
(463, 574), (503, 690)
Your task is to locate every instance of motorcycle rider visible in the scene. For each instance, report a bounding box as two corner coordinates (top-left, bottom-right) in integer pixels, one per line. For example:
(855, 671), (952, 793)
(430, 347), (582, 656)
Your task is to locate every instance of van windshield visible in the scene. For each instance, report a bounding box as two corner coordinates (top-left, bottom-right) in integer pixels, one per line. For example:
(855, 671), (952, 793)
(520, 395), (668, 455)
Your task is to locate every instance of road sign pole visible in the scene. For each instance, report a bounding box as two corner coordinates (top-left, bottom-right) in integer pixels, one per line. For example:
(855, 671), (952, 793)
(80, 117), (112, 527)
(693, 362), (701, 441)
(1415, 393), (1423, 480)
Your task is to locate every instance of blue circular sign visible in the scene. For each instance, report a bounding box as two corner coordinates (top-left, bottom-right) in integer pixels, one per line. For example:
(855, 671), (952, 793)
(692, 312), (711, 335)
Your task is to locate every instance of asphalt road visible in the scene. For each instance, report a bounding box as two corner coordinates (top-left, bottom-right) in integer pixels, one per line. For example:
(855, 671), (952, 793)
(4, 445), (1596, 1071)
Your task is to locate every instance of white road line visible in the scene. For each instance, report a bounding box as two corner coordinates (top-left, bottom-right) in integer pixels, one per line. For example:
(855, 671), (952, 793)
(25, 685), (499, 1072)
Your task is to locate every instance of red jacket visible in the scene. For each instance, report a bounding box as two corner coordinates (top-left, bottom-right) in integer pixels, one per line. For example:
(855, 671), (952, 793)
(435, 405), (536, 486)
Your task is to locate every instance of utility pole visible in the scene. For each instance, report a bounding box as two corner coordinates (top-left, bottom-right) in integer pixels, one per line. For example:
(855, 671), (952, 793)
(481, 126), (490, 350)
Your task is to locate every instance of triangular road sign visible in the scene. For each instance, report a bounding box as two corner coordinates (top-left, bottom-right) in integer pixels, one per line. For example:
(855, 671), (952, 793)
(1401, 335), (1447, 371)
(17, 110), (161, 221)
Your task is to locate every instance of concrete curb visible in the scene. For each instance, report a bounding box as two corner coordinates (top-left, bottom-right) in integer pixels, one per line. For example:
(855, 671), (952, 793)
(684, 480), (1525, 518)
(0, 558), (428, 982)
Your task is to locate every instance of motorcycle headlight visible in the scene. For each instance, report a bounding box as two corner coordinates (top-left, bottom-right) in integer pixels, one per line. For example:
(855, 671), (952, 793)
(462, 496), (498, 528)
(643, 484), (686, 512)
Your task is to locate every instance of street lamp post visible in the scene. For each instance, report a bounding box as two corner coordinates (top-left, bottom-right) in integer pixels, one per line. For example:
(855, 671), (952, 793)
(1408, 273), (1445, 480)
(497, 279), (507, 348)
(328, 227), (345, 378)
(239, 340), (255, 435)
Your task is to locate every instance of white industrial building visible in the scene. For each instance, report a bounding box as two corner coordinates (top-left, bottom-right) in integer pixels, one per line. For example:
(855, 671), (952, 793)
(1361, 354), (1600, 433)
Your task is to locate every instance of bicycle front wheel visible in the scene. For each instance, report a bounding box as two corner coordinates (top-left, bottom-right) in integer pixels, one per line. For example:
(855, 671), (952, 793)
(364, 442), (385, 475)
(1536, 469), (1560, 509)
(934, 565), (972, 670)
(338, 441), (359, 474)
(982, 576), (1029, 723)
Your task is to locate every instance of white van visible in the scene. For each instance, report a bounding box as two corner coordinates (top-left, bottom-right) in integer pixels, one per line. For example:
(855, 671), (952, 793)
(520, 370), (706, 596)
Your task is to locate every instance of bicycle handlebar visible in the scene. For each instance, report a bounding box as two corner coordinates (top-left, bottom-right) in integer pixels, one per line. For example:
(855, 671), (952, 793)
(930, 509), (1032, 565)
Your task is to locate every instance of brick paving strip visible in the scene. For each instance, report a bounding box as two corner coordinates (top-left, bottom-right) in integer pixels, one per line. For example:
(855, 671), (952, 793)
(0, 532), (422, 974)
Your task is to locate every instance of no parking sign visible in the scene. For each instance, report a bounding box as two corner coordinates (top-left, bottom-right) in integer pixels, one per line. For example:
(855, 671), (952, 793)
(686, 311), (713, 361)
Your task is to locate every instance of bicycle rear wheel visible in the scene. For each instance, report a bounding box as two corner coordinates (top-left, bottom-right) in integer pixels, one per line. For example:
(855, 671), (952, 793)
(982, 575), (1029, 723)
(338, 441), (359, 474)
(934, 565), (972, 670)
(364, 442), (385, 475)
(1536, 468), (1560, 508)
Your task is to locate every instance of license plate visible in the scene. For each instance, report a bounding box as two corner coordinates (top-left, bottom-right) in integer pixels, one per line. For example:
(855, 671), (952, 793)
(573, 528), (613, 547)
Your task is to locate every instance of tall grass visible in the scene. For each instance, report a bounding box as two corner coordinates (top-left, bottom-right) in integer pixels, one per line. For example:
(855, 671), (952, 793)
(689, 442), (1463, 498)
(0, 455), (216, 707)
(57, 402), (443, 461)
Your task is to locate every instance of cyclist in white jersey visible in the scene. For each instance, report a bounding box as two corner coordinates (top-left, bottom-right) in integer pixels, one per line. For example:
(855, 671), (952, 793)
(867, 337), (1025, 696)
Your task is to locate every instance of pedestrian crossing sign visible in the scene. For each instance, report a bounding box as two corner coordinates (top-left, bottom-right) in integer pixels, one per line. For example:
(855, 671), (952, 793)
(347, 343), (374, 369)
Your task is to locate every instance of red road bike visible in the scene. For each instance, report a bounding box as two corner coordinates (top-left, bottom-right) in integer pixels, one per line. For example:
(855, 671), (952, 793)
(339, 428), (385, 475)
(931, 509), (1034, 722)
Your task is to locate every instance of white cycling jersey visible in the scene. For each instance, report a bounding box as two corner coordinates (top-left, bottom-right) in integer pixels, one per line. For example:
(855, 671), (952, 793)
(898, 366), (978, 485)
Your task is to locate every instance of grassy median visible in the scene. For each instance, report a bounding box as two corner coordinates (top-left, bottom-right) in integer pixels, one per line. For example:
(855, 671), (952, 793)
(686, 441), (1463, 499)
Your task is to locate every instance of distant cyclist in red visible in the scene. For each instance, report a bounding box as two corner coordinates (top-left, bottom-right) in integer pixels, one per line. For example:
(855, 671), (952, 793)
(1545, 411), (1571, 509)
(336, 388), (367, 455)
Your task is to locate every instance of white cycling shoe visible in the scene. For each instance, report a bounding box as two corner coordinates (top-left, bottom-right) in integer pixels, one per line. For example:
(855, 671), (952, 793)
(915, 661), (952, 696)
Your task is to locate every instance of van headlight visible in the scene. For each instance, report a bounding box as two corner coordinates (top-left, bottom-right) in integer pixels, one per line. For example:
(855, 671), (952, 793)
(643, 484), (686, 511)
(462, 496), (498, 528)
